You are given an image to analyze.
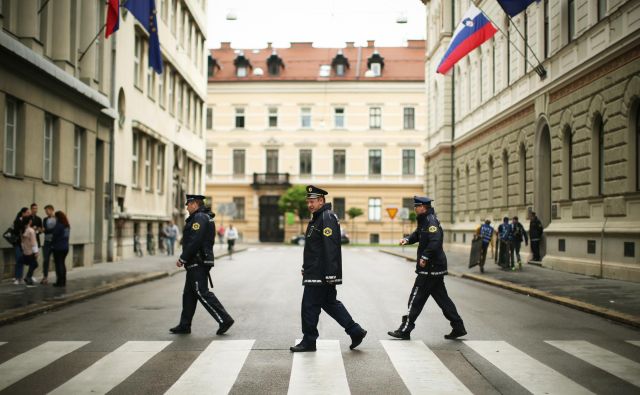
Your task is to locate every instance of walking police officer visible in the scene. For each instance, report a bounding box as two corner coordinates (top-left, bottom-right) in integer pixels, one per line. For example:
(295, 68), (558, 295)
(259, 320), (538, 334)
(170, 194), (234, 335)
(388, 196), (467, 340)
(290, 185), (367, 352)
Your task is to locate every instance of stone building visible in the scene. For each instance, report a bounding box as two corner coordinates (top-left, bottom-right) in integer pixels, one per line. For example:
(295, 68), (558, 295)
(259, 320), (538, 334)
(206, 40), (427, 243)
(422, 0), (640, 281)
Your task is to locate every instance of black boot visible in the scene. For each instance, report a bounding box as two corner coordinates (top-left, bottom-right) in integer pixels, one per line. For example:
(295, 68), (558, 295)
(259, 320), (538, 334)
(349, 328), (367, 350)
(388, 315), (411, 340)
(290, 342), (316, 352)
(169, 325), (191, 334)
(216, 318), (235, 335)
(444, 327), (467, 339)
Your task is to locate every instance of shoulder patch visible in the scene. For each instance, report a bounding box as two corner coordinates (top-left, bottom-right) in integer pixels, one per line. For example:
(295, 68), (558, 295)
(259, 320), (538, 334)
(192, 223), (200, 231)
(428, 225), (438, 233)
(323, 227), (333, 237)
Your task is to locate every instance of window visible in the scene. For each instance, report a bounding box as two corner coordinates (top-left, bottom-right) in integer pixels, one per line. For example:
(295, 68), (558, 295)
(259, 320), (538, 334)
(169, 0), (175, 33)
(266, 149), (278, 173)
(597, 0), (607, 21)
(94, 0), (103, 82)
(73, 127), (83, 187)
(506, 17), (511, 85)
(403, 107), (415, 130)
(301, 107), (311, 128)
(544, 0), (549, 59)
(134, 35), (142, 88)
(168, 70), (175, 115)
(156, 145), (164, 192)
(185, 90), (191, 129)
(335, 64), (345, 76)
(206, 107), (213, 129)
(332, 197), (345, 220)
(144, 140), (152, 190)
(147, 67), (155, 99)
(596, 114), (605, 195)
(333, 149), (346, 176)
(235, 108), (245, 128)
(523, 11), (528, 72)
(132, 132), (139, 186)
(371, 63), (381, 77)
(299, 149), (312, 176)
(4, 97), (17, 176)
(369, 107), (381, 129)
(334, 108), (345, 128)
(268, 107), (278, 128)
(369, 149), (382, 176)
(587, 239), (596, 254)
(519, 144), (526, 205)
(563, 127), (572, 200)
(43, 114), (54, 182)
(205, 148), (213, 177)
(176, 81), (183, 122)
(233, 149), (245, 175)
(636, 105), (640, 191)
(402, 198), (413, 211)
(488, 156), (494, 202)
(502, 150), (509, 205)
(236, 66), (247, 77)
(368, 198), (381, 221)
(568, 0), (575, 43)
(402, 149), (415, 176)
(158, 69), (165, 107)
(233, 197), (245, 220)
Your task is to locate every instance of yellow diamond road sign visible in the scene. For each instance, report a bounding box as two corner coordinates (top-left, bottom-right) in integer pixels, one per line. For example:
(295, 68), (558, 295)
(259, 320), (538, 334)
(386, 207), (398, 220)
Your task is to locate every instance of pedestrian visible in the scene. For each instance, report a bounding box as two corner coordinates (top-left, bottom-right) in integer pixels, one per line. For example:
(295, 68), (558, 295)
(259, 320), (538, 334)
(20, 216), (39, 287)
(478, 219), (495, 273)
(388, 196), (467, 340)
(497, 217), (515, 270)
(12, 207), (31, 285)
(511, 216), (528, 269)
(529, 212), (544, 262)
(216, 224), (225, 249)
(164, 220), (179, 256)
(51, 211), (70, 287)
(30, 203), (43, 251)
(170, 194), (234, 336)
(41, 205), (56, 284)
(225, 224), (238, 259)
(291, 185), (367, 352)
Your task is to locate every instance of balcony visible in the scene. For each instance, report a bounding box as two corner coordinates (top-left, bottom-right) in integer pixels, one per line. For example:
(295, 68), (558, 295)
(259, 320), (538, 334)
(251, 173), (291, 189)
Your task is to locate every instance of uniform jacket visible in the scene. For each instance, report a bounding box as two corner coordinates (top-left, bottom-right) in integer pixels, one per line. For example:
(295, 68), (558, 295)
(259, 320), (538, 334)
(179, 206), (215, 266)
(404, 207), (448, 276)
(529, 217), (543, 240)
(302, 203), (342, 286)
(512, 222), (528, 243)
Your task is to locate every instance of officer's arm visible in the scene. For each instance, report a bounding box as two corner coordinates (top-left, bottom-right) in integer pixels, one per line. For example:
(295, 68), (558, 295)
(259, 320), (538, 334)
(322, 214), (341, 270)
(421, 221), (442, 262)
(405, 227), (419, 245)
(179, 214), (208, 263)
(522, 224), (529, 243)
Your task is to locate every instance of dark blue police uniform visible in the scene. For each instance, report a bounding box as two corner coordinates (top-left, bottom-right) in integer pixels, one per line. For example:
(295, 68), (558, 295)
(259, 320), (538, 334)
(388, 196), (467, 340)
(291, 186), (367, 352)
(170, 195), (234, 335)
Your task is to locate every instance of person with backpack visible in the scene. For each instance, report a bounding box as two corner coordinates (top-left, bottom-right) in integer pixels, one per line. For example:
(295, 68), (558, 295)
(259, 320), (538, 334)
(20, 216), (39, 286)
(10, 207), (31, 285)
(497, 217), (515, 270)
(511, 216), (528, 269)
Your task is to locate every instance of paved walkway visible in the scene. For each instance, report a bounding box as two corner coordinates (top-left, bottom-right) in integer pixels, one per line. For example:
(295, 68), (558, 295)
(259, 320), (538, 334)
(380, 246), (640, 328)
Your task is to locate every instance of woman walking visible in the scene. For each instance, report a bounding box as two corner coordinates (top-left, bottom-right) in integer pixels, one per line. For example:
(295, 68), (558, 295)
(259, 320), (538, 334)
(12, 207), (30, 285)
(20, 216), (39, 286)
(51, 211), (70, 287)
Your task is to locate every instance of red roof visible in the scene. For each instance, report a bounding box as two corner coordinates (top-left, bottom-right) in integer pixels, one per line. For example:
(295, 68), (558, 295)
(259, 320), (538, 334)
(208, 40), (425, 82)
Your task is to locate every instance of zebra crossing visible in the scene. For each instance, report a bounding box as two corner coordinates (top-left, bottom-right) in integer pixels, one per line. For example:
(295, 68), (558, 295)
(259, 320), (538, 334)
(0, 339), (638, 394)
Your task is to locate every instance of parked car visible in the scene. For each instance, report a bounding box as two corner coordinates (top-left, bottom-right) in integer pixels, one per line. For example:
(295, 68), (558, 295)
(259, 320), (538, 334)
(290, 228), (350, 245)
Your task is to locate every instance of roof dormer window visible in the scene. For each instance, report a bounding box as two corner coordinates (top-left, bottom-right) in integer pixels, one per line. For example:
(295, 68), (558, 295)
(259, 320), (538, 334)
(207, 56), (221, 78)
(234, 51), (252, 78)
(332, 50), (350, 77)
(367, 51), (384, 77)
(266, 51), (285, 77)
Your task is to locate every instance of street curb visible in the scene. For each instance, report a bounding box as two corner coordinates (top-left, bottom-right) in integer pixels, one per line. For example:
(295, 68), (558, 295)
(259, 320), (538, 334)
(0, 247), (249, 326)
(379, 249), (640, 329)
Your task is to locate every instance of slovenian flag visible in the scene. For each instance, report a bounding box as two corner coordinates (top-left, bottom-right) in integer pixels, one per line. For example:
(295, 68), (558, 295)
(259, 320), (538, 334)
(436, 5), (497, 75)
(105, 0), (119, 39)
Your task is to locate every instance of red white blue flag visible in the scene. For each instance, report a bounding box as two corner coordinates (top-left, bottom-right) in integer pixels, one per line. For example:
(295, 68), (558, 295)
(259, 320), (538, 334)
(436, 5), (497, 75)
(105, 0), (119, 38)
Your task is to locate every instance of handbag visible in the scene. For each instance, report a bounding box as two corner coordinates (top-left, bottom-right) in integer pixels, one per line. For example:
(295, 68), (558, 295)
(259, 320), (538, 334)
(3, 227), (19, 245)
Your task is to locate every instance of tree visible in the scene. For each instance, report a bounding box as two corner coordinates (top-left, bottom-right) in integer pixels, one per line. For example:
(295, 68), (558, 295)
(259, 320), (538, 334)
(278, 185), (310, 234)
(346, 207), (364, 243)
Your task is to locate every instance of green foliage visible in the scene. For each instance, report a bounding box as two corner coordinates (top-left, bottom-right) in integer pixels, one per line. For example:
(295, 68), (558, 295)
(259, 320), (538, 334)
(278, 185), (310, 233)
(346, 207), (364, 220)
(409, 211), (417, 223)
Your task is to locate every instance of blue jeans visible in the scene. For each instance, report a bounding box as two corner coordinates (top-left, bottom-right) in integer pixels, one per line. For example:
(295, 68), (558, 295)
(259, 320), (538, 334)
(14, 245), (23, 280)
(166, 237), (176, 255)
(42, 242), (53, 277)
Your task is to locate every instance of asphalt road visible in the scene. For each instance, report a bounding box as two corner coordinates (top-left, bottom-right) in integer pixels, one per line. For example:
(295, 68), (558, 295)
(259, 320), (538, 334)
(0, 246), (638, 394)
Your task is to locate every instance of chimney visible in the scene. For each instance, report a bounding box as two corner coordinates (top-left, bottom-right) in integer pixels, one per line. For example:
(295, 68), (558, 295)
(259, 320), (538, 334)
(346, 41), (354, 48)
(407, 39), (425, 48)
(367, 40), (375, 48)
(220, 42), (231, 49)
(267, 42), (272, 49)
(291, 42), (313, 48)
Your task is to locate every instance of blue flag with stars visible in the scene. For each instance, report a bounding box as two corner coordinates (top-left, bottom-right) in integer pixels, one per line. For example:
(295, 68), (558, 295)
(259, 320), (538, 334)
(124, 0), (163, 74)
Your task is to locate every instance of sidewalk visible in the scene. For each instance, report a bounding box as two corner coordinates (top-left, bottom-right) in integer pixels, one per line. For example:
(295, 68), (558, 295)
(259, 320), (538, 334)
(380, 246), (640, 329)
(0, 244), (247, 326)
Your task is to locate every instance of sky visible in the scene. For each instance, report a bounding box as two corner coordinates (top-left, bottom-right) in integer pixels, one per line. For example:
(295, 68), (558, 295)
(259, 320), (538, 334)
(206, 0), (426, 49)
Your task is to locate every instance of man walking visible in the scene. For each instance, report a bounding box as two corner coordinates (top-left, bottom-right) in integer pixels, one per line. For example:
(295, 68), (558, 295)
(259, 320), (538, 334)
(225, 224), (238, 259)
(170, 194), (234, 336)
(511, 216), (528, 269)
(388, 196), (467, 340)
(41, 205), (56, 284)
(478, 219), (494, 273)
(164, 220), (179, 256)
(529, 212), (544, 262)
(497, 217), (515, 270)
(290, 185), (367, 352)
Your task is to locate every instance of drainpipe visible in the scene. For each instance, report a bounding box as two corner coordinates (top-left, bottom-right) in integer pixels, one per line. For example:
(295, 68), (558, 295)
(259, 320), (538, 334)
(600, 217), (607, 279)
(106, 33), (117, 262)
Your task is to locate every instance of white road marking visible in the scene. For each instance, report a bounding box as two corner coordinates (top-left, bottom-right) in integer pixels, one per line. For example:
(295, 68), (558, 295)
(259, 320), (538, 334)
(381, 340), (471, 394)
(165, 340), (254, 395)
(627, 340), (640, 348)
(288, 340), (350, 395)
(465, 340), (593, 395)
(48, 341), (170, 395)
(547, 340), (640, 387)
(0, 341), (89, 391)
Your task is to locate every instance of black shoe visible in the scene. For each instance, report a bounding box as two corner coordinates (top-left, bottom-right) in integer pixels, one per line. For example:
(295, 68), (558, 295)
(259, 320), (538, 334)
(444, 328), (467, 339)
(169, 325), (191, 334)
(216, 319), (234, 335)
(349, 329), (367, 350)
(387, 329), (411, 340)
(289, 342), (316, 352)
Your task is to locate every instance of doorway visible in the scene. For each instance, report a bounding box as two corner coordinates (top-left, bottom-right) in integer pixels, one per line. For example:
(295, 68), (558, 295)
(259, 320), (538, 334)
(259, 195), (284, 242)
(534, 121), (552, 259)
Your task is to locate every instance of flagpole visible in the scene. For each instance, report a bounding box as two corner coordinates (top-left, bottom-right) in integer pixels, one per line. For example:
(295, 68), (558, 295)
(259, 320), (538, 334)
(504, 12), (547, 78)
(78, 23), (107, 63)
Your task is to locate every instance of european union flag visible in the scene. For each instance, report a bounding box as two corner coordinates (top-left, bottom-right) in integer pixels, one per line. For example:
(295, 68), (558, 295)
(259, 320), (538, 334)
(496, 0), (539, 17)
(124, 0), (163, 74)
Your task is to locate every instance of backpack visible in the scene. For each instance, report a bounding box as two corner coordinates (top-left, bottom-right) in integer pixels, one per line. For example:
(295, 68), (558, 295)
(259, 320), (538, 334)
(513, 223), (522, 239)
(3, 227), (19, 245)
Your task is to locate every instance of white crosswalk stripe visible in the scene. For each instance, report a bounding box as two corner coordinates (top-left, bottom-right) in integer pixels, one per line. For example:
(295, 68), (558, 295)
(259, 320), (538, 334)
(627, 340), (640, 348)
(0, 341), (89, 392)
(381, 340), (471, 395)
(48, 341), (171, 395)
(546, 340), (640, 388)
(465, 340), (594, 395)
(0, 342), (5, 347)
(165, 339), (254, 395)
(288, 340), (350, 395)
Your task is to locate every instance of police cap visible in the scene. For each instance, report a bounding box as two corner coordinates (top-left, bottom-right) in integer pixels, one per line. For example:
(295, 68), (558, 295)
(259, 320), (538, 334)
(413, 196), (433, 206)
(306, 185), (328, 199)
(185, 194), (206, 205)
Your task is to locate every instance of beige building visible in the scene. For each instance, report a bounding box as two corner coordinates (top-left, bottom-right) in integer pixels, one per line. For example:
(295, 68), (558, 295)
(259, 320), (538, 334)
(422, 0), (640, 281)
(206, 41), (427, 244)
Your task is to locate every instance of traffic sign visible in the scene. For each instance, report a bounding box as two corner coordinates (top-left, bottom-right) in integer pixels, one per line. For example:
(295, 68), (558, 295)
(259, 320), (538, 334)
(399, 208), (410, 220)
(386, 207), (398, 220)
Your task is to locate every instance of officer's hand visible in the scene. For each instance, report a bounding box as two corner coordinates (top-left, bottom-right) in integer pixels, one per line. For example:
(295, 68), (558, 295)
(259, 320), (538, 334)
(300, 270), (304, 276)
(176, 260), (183, 268)
(399, 239), (407, 246)
(419, 258), (427, 268)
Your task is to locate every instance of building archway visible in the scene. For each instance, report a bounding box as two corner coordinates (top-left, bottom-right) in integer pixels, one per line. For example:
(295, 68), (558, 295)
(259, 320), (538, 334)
(534, 117), (552, 227)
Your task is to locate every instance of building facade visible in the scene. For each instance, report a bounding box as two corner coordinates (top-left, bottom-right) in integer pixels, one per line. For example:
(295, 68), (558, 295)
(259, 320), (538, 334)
(422, 0), (640, 281)
(206, 41), (427, 244)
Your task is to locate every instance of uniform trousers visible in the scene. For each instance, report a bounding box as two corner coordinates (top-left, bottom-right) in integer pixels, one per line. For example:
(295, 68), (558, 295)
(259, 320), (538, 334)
(404, 275), (464, 332)
(180, 265), (232, 327)
(301, 284), (361, 345)
(531, 239), (541, 261)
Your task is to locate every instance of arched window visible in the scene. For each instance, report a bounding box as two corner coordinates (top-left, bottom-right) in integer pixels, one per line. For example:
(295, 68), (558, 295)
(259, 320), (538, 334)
(519, 144), (526, 205)
(592, 114), (605, 196)
(455, 168), (460, 214)
(465, 165), (470, 211)
(476, 160), (481, 209)
(502, 150), (509, 207)
(488, 155), (494, 203)
(562, 126), (573, 199)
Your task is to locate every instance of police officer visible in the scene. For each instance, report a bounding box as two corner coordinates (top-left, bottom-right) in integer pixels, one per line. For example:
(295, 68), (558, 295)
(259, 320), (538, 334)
(529, 212), (543, 262)
(388, 196), (467, 340)
(290, 185), (367, 352)
(170, 194), (234, 335)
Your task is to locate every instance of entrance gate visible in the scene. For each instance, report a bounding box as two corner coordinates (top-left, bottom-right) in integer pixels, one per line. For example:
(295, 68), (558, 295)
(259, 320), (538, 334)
(259, 196), (284, 242)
